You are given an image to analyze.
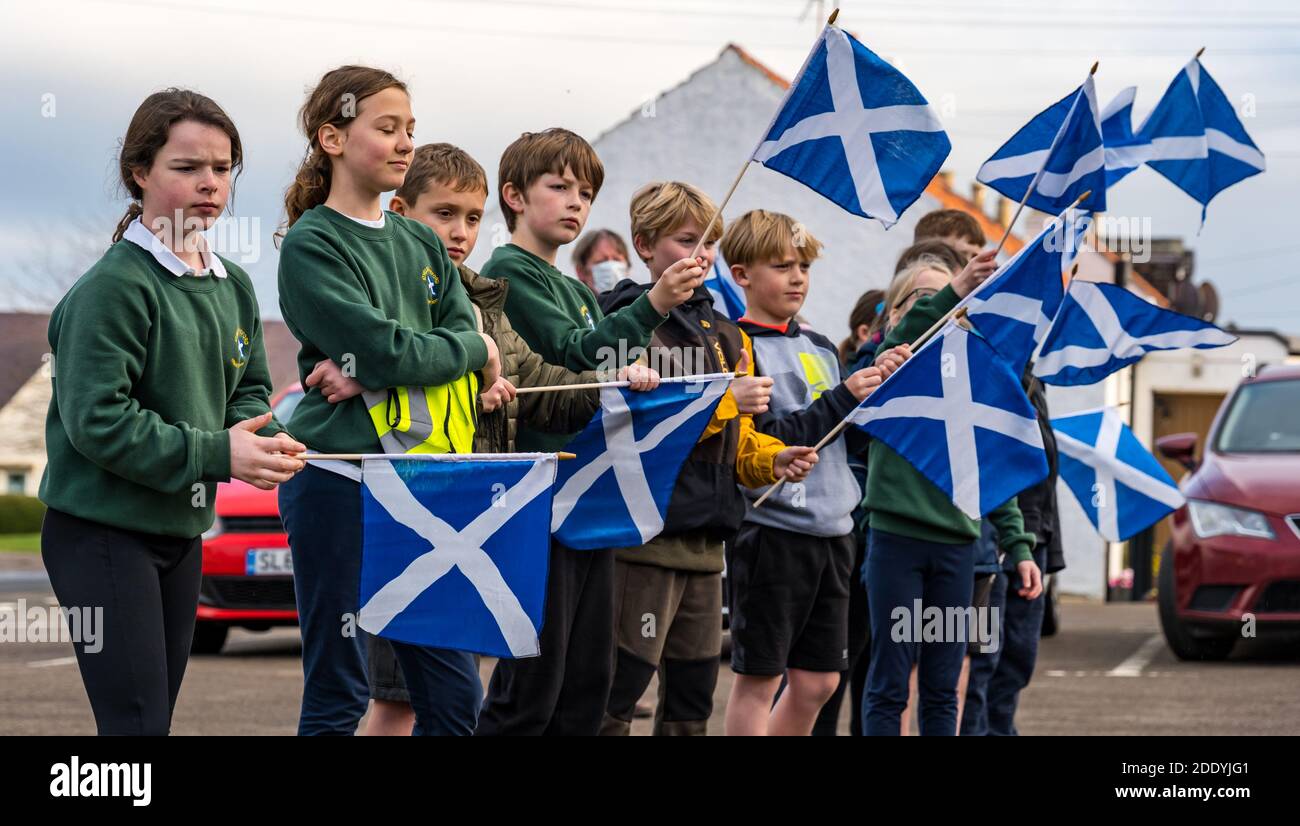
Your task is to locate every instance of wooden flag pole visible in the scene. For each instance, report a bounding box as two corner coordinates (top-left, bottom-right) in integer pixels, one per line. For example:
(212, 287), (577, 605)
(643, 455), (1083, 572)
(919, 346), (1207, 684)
(686, 7), (841, 262)
(1195, 46), (1206, 59)
(513, 370), (745, 395)
(912, 190), (1091, 353)
(305, 452), (577, 461)
(991, 61), (1099, 257)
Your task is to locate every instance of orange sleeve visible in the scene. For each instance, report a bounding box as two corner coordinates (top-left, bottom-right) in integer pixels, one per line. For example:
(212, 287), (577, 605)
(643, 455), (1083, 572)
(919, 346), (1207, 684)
(731, 330), (786, 488)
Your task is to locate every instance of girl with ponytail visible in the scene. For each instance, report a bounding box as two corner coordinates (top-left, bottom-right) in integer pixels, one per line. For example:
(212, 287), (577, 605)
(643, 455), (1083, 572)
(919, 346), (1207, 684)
(40, 88), (305, 735)
(275, 65), (501, 736)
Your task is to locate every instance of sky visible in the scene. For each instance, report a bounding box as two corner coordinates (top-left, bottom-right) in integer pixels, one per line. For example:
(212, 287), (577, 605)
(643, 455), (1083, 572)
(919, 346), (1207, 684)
(2, 0), (1297, 334)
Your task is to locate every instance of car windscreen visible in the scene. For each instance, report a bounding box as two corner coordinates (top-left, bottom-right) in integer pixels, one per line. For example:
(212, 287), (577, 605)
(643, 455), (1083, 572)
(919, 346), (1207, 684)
(273, 390), (305, 427)
(1215, 379), (1300, 452)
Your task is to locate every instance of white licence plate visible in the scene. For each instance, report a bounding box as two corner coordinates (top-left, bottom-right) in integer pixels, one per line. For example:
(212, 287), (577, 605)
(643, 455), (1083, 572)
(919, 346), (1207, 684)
(245, 549), (293, 576)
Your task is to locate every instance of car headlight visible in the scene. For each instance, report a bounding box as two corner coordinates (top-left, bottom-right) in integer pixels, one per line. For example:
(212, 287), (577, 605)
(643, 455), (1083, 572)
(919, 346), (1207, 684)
(1188, 500), (1275, 540)
(201, 516), (224, 541)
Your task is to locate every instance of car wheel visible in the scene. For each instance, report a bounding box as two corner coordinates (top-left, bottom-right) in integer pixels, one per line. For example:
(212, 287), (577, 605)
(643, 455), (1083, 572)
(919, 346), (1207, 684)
(191, 623), (229, 655)
(1040, 574), (1060, 637)
(1157, 542), (1235, 661)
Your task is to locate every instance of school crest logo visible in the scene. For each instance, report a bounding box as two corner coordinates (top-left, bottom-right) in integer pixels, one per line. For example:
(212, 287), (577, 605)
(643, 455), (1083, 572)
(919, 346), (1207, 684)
(421, 265), (441, 305)
(579, 305), (596, 331)
(231, 327), (250, 369)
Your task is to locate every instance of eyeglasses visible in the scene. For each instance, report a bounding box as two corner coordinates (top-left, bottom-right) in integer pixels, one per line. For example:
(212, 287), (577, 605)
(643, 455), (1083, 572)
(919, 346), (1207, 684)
(893, 286), (938, 309)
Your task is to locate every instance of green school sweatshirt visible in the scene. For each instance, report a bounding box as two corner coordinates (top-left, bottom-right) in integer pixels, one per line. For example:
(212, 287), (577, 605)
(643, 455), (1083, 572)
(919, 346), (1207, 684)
(39, 242), (283, 538)
(481, 242), (665, 451)
(865, 284), (1035, 563)
(276, 206), (489, 454)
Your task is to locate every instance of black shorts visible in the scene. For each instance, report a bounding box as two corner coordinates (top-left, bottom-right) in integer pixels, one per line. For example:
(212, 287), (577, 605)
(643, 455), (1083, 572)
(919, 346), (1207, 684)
(367, 633), (410, 703)
(726, 523), (853, 676)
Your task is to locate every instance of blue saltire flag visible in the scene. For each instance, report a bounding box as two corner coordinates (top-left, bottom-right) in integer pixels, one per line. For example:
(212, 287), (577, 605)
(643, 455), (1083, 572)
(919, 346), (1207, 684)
(358, 454), (557, 658)
(703, 253), (746, 322)
(751, 23), (950, 228)
(954, 206), (1087, 372)
(1100, 86), (1147, 188)
(977, 74), (1107, 213)
(847, 322), (1048, 519)
(1052, 407), (1185, 542)
(1033, 279), (1237, 386)
(1134, 58), (1266, 221)
(551, 373), (733, 550)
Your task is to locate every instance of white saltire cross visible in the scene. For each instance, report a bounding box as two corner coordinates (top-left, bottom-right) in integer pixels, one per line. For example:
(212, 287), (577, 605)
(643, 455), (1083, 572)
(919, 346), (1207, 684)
(848, 328), (1043, 518)
(977, 76), (1105, 200)
(752, 26), (945, 226)
(1054, 408), (1185, 541)
(358, 457), (556, 658)
(551, 378), (730, 543)
(1033, 280), (1236, 377)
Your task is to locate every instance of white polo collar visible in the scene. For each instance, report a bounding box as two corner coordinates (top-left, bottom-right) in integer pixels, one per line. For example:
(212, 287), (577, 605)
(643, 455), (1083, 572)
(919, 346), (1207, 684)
(123, 217), (228, 279)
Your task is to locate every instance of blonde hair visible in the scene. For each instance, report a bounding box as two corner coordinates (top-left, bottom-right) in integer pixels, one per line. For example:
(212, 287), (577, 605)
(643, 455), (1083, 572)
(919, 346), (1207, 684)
(719, 209), (823, 268)
(876, 257), (954, 334)
(628, 181), (722, 261)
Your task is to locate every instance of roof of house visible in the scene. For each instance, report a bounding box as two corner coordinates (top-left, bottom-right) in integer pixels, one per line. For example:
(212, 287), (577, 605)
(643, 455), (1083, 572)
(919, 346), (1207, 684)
(0, 312), (302, 412)
(0, 313), (54, 410)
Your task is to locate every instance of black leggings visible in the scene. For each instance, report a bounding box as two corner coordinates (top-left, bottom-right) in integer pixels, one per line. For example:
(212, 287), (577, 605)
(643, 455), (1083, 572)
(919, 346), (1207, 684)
(40, 508), (203, 735)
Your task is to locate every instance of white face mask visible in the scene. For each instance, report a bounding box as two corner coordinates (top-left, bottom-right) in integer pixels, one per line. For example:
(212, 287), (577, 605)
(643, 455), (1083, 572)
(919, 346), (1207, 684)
(589, 259), (628, 293)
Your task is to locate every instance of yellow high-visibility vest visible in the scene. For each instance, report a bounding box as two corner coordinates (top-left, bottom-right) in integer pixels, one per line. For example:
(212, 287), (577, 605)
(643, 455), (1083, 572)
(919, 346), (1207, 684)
(362, 373), (479, 455)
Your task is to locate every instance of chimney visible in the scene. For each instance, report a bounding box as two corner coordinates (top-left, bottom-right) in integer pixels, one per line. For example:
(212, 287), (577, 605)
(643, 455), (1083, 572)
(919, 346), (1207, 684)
(997, 196), (1014, 229)
(970, 182), (985, 213)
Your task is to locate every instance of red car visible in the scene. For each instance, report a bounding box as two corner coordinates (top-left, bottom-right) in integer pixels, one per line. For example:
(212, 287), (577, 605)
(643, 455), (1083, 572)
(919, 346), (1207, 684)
(193, 385), (305, 653)
(1156, 364), (1300, 660)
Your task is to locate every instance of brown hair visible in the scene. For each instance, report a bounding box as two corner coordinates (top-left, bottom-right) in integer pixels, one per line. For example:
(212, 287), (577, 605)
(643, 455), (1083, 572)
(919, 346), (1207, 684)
(396, 142), (489, 206)
(914, 208), (986, 247)
(839, 288), (886, 365)
(497, 128), (604, 231)
(572, 229), (629, 269)
(720, 209), (823, 268)
(627, 181), (721, 262)
(894, 238), (965, 275)
(112, 89), (243, 243)
(280, 65), (408, 236)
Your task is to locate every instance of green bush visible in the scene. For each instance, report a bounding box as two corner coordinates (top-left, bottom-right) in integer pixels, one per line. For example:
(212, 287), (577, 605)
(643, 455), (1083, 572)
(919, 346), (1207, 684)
(0, 495), (46, 534)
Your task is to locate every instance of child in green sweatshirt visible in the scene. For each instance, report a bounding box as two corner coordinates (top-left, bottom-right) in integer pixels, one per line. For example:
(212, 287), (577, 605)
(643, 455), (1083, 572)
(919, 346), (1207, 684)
(475, 128), (707, 736)
(862, 248), (1043, 737)
(40, 89), (305, 735)
(275, 66), (498, 737)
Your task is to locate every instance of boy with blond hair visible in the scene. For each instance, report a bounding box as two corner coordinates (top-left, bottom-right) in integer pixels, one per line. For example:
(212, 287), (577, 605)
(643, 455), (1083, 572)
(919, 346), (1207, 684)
(597, 183), (819, 736)
(721, 209), (908, 736)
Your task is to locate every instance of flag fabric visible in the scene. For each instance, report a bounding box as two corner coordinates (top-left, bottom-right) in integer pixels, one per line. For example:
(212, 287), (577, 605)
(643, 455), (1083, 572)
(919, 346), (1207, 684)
(1100, 86), (1148, 188)
(357, 454), (557, 658)
(551, 374), (733, 550)
(1134, 58), (1266, 221)
(1053, 408), (1185, 541)
(1033, 280), (1237, 386)
(751, 23), (950, 228)
(955, 206), (1087, 371)
(703, 253), (746, 321)
(848, 323), (1048, 519)
(977, 75), (1107, 213)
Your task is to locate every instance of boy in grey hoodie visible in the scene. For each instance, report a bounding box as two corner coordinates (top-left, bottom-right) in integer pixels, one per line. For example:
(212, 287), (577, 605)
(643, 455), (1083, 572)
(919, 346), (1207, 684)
(721, 209), (907, 736)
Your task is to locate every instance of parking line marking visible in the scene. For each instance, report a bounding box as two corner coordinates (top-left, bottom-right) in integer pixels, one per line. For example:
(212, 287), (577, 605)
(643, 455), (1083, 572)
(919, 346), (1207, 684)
(27, 656), (78, 668)
(1107, 634), (1165, 677)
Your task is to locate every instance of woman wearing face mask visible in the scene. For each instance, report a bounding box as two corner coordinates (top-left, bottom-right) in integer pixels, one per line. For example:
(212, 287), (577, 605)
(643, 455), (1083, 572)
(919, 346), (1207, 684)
(573, 228), (631, 294)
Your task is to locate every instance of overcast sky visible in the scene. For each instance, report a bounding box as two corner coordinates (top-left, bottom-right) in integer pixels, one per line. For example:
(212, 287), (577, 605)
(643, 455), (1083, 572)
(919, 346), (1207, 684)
(2, 0), (1297, 333)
